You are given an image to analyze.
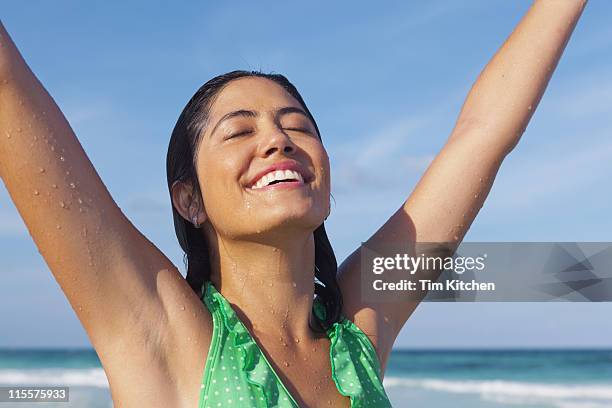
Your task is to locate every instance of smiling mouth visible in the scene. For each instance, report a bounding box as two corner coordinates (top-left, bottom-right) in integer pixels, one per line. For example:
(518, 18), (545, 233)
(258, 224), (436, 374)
(248, 168), (313, 191)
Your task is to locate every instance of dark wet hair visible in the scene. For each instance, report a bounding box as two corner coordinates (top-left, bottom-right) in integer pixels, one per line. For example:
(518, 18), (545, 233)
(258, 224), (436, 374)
(165, 70), (342, 332)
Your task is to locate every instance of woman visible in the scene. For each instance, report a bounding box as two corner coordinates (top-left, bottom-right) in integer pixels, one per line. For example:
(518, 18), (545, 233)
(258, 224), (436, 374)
(0, 1), (588, 407)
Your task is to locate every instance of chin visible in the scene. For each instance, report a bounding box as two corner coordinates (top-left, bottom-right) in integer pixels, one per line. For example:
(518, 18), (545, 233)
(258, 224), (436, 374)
(263, 207), (325, 231)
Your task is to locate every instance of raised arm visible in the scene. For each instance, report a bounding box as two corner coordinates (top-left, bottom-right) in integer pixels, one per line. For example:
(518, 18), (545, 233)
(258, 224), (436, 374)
(337, 0), (589, 372)
(0, 21), (206, 392)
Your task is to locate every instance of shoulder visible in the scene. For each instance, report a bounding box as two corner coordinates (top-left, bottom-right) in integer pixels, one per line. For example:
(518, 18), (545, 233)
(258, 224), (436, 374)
(98, 273), (215, 406)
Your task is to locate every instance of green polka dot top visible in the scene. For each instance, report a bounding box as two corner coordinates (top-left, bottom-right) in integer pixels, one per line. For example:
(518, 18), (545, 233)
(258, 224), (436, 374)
(198, 280), (392, 407)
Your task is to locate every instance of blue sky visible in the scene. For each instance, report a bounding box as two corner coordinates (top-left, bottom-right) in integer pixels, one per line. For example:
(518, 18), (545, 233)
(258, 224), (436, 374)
(1, 1), (612, 348)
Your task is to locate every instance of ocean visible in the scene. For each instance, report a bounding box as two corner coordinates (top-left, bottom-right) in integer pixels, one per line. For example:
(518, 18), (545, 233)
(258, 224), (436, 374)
(0, 348), (611, 407)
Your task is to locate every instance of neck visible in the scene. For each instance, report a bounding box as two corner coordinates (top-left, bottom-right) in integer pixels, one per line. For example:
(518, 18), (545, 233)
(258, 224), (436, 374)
(207, 228), (319, 343)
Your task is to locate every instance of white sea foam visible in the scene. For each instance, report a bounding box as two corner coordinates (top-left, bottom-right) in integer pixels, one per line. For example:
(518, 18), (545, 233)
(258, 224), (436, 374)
(0, 368), (109, 388)
(383, 377), (612, 408)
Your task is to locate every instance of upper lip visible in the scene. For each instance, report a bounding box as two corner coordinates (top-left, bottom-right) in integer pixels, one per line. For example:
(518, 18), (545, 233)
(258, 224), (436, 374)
(246, 160), (313, 188)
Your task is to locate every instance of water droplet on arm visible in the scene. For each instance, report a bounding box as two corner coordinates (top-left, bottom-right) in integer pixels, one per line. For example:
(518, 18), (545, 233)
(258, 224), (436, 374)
(59, 201), (66, 208)
(33, 190), (39, 196)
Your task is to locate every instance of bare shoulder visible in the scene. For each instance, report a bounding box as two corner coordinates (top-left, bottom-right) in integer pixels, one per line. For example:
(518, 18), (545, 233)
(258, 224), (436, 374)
(337, 246), (397, 376)
(96, 267), (214, 407)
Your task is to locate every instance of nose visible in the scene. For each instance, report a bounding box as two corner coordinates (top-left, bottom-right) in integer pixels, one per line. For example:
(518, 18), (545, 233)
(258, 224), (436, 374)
(260, 126), (296, 157)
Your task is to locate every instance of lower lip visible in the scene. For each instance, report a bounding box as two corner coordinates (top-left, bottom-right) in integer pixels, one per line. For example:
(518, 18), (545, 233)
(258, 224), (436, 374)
(248, 180), (306, 192)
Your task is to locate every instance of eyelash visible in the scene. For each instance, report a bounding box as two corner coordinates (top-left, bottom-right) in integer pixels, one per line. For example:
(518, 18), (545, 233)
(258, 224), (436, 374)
(227, 128), (311, 139)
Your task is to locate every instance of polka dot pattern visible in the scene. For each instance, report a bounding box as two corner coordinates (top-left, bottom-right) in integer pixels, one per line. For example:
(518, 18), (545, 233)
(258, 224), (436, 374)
(198, 281), (392, 407)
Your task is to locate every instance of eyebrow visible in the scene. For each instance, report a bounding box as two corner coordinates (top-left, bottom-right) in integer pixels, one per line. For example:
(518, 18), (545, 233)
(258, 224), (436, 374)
(208, 106), (311, 138)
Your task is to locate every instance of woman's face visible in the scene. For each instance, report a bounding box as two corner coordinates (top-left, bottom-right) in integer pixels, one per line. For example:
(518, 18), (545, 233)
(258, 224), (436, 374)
(195, 77), (330, 240)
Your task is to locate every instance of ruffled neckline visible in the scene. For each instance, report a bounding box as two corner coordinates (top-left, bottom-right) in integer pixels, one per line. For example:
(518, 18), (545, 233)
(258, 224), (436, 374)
(201, 280), (367, 407)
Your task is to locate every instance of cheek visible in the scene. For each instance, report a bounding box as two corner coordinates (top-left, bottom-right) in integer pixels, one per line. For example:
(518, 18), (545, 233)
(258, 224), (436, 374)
(197, 151), (247, 205)
(313, 146), (331, 189)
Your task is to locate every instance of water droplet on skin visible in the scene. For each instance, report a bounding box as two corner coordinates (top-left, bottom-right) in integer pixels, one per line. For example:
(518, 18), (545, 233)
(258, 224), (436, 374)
(474, 193), (479, 199)
(283, 361), (290, 367)
(295, 337), (300, 343)
(180, 305), (186, 311)
(527, 105), (532, 111)
(60, 156), (65, 162)
(77, 198), (83, 204)
(268, 282), (273, 287)
(5, 131), (10, 139)
(59, 201), (66, 208)
(56, 225), (61, 229)
(453, 235), (459, 241)
(52, 184), (57, 189)
(69, 182), (76, 188)
(66, 170), (70, 176)
(39, 167), (45, 173)
(479, 177), (483, 182)
(33, 190), (39, 196)
(292, 282), (297, 288)
(16, 127), (22, 132)
(78, 207), (84, 213)
(462, 213), (466, 218)
(50, 146), (55, 151)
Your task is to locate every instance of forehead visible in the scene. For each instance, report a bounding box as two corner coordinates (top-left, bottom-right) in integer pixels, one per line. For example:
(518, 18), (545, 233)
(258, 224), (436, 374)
(208, 77), (302, 119)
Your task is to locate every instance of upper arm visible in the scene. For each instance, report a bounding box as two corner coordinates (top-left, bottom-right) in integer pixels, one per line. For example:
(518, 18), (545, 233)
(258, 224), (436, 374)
(0, 29), (199, 361)
(338, 121), (508, 371)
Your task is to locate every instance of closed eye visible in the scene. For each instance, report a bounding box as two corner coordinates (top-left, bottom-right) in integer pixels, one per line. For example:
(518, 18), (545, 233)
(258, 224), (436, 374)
(285, 127), (311, 134)
(227, 130), (253, 139)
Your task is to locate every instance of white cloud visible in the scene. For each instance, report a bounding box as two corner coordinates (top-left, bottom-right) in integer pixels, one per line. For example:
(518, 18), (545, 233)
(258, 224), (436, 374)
(329, 111), (442, 196)
(549, 71), (612, 120)
(486, 126), (612, 212)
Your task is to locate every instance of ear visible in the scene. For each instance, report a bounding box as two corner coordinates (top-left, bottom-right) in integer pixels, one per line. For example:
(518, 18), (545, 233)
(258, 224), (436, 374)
(171, 180), (207, 226)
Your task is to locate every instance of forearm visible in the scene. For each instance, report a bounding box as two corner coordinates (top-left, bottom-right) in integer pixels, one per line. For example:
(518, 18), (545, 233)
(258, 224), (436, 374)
(452, 0), (588, 155)
(0, 21), (29, 89)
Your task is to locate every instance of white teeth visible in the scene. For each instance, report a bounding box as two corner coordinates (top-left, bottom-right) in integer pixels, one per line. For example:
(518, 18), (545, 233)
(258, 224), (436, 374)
(251, 169), (304, 190)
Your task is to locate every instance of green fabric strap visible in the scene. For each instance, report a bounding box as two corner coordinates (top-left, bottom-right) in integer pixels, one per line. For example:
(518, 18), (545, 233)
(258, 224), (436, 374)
(198, 281), (392, 407)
